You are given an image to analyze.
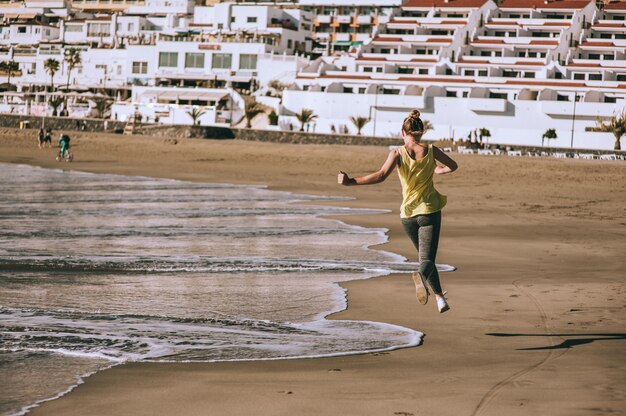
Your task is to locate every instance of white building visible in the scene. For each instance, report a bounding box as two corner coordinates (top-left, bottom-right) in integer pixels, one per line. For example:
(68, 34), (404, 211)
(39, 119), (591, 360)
(278, 0), (626, 150)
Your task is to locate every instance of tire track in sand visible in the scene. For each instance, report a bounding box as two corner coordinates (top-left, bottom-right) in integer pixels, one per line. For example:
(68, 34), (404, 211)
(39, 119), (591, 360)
(469, 280), (569, 416)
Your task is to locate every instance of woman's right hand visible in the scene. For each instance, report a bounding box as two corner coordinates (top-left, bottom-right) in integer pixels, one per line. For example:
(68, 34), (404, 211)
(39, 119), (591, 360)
(338, 171), (351, 185)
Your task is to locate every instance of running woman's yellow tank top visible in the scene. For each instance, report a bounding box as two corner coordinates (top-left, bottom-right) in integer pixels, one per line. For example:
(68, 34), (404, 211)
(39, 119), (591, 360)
(396, 144), (447, 218)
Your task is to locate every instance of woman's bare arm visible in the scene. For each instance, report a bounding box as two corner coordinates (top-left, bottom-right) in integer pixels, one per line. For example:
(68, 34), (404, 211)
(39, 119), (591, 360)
(433, 146), (458, 175)
(338, 149), (400, 186)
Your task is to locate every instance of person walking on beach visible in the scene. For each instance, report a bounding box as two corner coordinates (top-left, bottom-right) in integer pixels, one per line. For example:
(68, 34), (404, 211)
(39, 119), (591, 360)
(337, 110), (458, 313)
(37, 128), (45, 149)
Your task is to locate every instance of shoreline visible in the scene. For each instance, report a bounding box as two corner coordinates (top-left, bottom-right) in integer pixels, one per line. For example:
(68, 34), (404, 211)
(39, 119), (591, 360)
(1, 129), (625, 416)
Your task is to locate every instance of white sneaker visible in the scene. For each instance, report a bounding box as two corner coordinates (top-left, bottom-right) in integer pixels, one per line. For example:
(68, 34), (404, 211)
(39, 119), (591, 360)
(411, 272), (429, 305)
(436, 291), (450, 313)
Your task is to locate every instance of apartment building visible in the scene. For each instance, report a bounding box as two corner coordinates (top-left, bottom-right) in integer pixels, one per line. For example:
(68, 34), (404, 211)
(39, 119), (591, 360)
(300, 0), (401, 56)
(280, 0), (626, 149)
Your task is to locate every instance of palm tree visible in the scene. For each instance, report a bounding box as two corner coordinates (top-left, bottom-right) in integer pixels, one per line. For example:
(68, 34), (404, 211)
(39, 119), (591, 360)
(422, 120), (434, 136)
(64, 48), (82, 90)
(349, 116), (370, 135)
(243, 96), (265, 128)
(48, 96), (64, 116)
(295, 108), (318, 132)
(187, 107), (206, 125)
(542, 128), (557, 147)
(268, 110), (279, 126)
(94, 96), (113, 119)
(0, 61), (19, 85)
(44, 58), (60, 92)
(596, 111), (626, 150)
(479, 127), (491, 144)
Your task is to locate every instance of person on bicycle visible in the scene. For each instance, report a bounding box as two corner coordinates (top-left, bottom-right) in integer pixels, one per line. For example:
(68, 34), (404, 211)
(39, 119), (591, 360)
(59, 134), (71, 158)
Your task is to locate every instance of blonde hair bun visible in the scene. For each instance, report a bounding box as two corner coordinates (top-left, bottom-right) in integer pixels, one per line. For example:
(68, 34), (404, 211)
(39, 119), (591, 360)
(409, 110), (421, 119)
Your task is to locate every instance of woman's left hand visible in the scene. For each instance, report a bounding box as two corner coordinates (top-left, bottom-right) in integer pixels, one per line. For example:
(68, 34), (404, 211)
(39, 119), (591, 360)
(338, 171), (351, 185)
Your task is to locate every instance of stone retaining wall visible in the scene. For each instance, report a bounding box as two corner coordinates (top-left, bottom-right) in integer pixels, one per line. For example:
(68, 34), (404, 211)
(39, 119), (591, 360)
(232, 128), (404, 146)
(0, 114), (126, 133)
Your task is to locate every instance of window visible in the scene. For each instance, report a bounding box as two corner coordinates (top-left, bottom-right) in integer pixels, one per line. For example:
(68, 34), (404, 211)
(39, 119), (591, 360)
(503, 70), (518, 78)
(446, 91), (457, 97)
(603, 54), (615, 60)
(247, 17), (257, 23)
(604, 96), (617, 103)
(363, 67), (373, 72)
(128, 23), (135, 31)
(287, 39), (293, 48)
(489, 92), (507, 99)
(464, 70), (475, 76)
(65, 25), (83, 32)
(212, 53), (232, 69)
(557, 94), (569, 102)
(617, 74), (626, 81)
(231, 17), (236, 23)
(18, 27), (27, 33)
(158, 52), (178, 67)
(478, 70), (488, 76)
(376, 67), (383, 73)
(132, 61), (148, 74)
(358, 87), (366, 94)
(523, 72), (535, 78)
(418, 68), (428, 75)
(239, 54), (257, 70)
(185, 53), (205, 68)
(343, 87), (353, 93)
(573, 73), (585, 80)
(589, 73), (602, 81)
(462, 91), (469, 98)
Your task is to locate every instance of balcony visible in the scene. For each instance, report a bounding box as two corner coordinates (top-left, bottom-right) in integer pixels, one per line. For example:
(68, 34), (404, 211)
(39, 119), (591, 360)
(467, 97), (508, 113)
(541, 100), (618, 117)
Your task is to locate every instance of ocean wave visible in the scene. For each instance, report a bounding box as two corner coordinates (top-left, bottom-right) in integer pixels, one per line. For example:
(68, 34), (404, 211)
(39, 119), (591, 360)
(0, 256), (455, 275)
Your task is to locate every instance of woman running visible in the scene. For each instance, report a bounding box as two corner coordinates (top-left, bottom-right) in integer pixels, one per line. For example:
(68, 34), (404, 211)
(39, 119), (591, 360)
(338, 110), (458, 313)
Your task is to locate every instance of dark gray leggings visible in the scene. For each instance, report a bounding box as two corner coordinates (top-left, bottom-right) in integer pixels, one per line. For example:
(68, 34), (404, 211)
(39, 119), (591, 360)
(401, 211), (443, 295)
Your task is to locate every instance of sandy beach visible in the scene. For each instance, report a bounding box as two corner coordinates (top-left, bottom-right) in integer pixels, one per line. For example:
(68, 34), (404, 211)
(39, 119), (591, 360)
(1, 128), (625, 416)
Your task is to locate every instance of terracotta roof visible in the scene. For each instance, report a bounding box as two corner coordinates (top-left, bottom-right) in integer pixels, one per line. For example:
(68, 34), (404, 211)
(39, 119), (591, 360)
(398, 76), (474, 82)
(372, 37), (403, 42)
(410, 58), (439, 62)
(472, 39), (505, 44)
(529, 40), (559, 45)
(566, 62), (601, 67)
(356, 57), (387, 61)
(539, 22), (571, 26)
(499, 0), (592, 9)
(487, 21), (520, 25)
(592, 23), (626, 27)
(458, 59), (545, 65)
(580, 41), (616, 47)
(567, 63), (626, 68)
(426, 37), (453, 42)
(505, 80), (586, 87)
(403, 0), (488, 8)
(320, 74), (372, 79)
(604, 1), (626, 10)
(440, 20), (468, 24)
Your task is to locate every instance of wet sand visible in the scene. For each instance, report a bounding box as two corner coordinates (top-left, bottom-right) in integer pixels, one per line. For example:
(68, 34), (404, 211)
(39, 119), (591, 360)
(1, 128), (625, 416)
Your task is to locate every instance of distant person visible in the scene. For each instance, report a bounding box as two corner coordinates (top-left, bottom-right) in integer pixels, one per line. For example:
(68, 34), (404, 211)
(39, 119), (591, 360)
(37, 128), (45, 149)
(43, 128), (52, 147)
(330, 124), (336, 134)
(58, 134), (71, 158)
(337, 110), (458, 313)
